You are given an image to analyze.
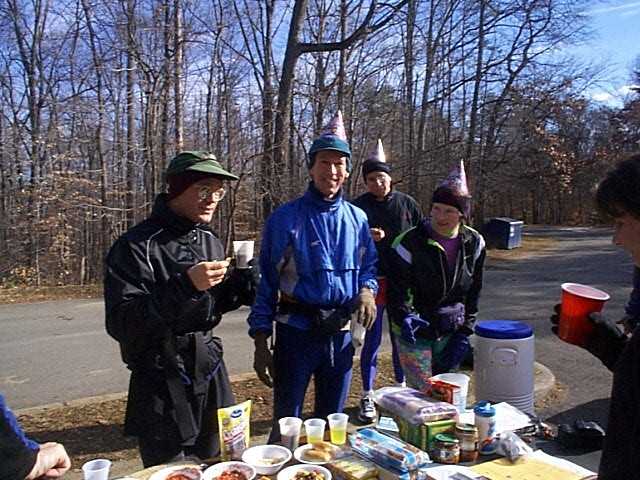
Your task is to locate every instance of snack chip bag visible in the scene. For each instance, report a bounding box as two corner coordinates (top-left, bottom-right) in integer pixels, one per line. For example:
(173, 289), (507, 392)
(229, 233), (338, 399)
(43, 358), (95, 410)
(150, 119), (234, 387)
(217, 400), (251, 460)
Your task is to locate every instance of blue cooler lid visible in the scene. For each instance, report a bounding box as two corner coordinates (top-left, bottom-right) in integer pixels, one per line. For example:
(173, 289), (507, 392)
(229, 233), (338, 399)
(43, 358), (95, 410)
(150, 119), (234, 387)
(474, 320), (533, 339)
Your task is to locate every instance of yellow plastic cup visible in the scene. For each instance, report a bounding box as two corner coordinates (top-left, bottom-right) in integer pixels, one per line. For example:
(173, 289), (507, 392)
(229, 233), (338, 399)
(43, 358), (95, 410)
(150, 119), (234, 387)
(304, 418), (326, 444)
(327, 413), (349, 445)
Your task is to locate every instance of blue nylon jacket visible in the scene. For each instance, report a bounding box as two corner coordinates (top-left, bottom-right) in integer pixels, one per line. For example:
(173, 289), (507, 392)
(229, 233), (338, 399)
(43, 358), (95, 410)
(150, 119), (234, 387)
(248, 183), (378, 337)
(1, 393), (39, 479)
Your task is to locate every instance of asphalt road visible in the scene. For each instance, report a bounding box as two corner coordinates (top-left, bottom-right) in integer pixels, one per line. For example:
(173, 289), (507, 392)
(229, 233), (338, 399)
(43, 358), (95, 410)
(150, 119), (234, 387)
(0, 226), (632, 444)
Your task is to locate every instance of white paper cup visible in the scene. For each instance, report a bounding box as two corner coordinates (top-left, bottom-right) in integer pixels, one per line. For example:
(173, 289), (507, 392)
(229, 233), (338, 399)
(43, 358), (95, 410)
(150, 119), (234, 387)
(303, 418), (326, 444)
(82, 459), (111, 480)
(233, 240), (255, 268)
(279, 416), (303, 451)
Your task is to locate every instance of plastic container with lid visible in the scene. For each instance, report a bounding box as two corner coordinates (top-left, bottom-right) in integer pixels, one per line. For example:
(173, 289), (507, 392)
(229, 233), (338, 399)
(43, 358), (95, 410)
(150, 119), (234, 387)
(474, 401), (497, 455)
(474, 320), (535, 414)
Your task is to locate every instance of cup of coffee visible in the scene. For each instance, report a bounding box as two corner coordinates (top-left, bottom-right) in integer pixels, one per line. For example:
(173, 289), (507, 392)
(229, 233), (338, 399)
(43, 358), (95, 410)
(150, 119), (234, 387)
(279, 416), (303, 451)
(559, 283), (610, 346)
(233, 240), (255, 268)
(82, 459), (111, 480)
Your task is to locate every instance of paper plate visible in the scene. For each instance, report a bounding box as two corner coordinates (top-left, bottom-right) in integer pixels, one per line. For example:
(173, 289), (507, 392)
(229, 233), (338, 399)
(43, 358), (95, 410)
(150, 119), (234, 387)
(276, 464), (332, 480)
(292, 444), (336, 465)
(148, 465), (202, 480)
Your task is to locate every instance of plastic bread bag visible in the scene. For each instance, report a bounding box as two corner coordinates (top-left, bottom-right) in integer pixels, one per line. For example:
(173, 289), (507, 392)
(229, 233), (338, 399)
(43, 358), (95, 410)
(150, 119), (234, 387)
(372, 386), (458, 425)
(217, 400), (251, 460)
(495, 430), (533, 463)
(348, 427), (430, 472)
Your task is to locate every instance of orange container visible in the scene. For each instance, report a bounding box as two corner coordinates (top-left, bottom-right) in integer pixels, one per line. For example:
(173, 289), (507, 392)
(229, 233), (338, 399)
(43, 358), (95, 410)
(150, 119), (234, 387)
(559, 283), (610, 346)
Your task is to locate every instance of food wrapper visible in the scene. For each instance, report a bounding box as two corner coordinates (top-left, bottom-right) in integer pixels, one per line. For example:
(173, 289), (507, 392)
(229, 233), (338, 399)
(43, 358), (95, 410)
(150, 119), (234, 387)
(373, 387), (458, 425)
(217, 400), (251, 460)
(327, 454), (379, 480)
(348, 428), (430, 473)
(427, 379), (461, 407)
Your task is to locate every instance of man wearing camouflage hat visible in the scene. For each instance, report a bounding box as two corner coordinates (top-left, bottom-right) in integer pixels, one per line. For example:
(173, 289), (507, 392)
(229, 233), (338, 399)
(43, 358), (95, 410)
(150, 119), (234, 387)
(248, 112), (378, 442)
(104, 151), (259, 466)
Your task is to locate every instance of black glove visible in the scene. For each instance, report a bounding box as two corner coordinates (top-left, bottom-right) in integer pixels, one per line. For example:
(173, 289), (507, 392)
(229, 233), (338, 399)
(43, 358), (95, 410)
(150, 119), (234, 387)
(584, 312), (627, 371)
(550, 303), (561, 337)
(253, 333), (274, 388)
(433, 332), (471, 375)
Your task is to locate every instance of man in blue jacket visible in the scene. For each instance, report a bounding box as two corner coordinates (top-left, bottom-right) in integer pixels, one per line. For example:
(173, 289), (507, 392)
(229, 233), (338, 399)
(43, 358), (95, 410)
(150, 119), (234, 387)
(248, 111), (378, 441)
(1, 393), (71, 479)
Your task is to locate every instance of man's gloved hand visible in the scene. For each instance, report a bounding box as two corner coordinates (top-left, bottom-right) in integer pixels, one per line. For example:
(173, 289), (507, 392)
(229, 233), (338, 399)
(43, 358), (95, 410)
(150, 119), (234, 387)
(585, 312), (627, 370)
(433, 332), (471, 375)
(400, 314), (430, 344)
(356, 288), (376, 329)
(550, 303), (561, 337)
(253, 333), (274, 387)
(617, 314), (639, 336)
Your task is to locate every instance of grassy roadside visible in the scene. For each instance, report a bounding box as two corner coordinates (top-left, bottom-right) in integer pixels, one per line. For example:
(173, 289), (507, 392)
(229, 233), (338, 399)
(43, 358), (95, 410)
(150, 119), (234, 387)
(0, 234), (557, 306)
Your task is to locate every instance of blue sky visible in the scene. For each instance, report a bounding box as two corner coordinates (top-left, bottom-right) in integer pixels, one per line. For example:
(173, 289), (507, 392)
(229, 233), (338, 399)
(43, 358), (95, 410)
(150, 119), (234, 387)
(575, 1), (640, 106)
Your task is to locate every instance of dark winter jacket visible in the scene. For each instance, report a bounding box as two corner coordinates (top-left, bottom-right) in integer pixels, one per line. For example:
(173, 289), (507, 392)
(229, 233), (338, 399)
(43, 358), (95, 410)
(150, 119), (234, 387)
(1, 393), (38, 480)
(351, 190), (423, 278)
(104, 194), (253, 445)
(595, 327), (640, 479)
(387, 219), (485, 335)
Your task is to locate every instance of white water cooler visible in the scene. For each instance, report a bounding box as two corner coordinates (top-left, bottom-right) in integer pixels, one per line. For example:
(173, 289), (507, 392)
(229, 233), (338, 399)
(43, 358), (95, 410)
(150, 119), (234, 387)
(474, 320), (535, 415)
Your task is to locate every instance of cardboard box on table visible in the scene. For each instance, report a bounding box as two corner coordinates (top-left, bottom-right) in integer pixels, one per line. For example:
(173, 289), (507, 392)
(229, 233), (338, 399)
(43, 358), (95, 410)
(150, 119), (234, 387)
(378, 407), (456, 451)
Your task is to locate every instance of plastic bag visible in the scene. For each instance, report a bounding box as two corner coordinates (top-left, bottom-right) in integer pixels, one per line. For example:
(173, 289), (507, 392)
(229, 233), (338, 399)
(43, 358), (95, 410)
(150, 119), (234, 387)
(495, 431), (533, 463)
(217, 400), (251, 460)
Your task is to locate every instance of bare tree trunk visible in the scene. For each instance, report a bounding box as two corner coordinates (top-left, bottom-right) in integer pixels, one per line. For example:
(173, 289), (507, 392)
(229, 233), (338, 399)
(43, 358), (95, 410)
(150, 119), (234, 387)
(125, 0), (136, 228)
(174, 0), (184, 151)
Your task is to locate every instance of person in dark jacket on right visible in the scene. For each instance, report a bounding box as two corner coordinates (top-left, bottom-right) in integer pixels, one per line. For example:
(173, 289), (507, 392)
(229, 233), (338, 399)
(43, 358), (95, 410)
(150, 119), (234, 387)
(550, 153), (640, 480)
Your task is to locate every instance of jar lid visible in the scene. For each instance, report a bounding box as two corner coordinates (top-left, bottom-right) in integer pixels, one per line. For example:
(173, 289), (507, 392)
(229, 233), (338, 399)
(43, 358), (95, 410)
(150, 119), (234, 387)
(434, 433), (459, 444)
(455, 423), (478, 433)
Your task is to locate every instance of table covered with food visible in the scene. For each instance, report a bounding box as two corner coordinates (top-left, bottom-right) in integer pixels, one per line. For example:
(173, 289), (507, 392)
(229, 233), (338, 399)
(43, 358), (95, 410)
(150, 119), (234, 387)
(123, 384), (597, 480)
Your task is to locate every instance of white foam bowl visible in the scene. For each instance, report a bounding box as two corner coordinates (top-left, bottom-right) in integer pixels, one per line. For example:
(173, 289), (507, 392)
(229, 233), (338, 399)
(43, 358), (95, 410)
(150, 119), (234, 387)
(203, 461), (256, 480)
(241, 444), (292, 475)
(276, 464), (332, 480)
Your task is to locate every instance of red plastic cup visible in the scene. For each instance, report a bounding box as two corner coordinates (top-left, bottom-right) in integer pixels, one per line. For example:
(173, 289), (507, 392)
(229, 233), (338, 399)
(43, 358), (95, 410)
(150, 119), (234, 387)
(559, 283), (610, 346)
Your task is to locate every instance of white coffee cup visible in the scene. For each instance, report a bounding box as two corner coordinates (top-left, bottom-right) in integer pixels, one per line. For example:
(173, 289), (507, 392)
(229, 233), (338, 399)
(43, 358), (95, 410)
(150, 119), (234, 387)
(82, 459), (111, 480)
(233, 240), (255, 268)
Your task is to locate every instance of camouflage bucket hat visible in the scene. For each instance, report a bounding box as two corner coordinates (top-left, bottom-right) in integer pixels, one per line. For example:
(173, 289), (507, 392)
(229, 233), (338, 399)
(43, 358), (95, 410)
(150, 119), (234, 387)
(166, 151), (239, 181)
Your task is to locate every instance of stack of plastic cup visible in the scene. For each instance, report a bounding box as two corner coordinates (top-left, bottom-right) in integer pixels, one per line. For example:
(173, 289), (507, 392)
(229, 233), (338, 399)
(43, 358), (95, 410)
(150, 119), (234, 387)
(279, 416), (303, 451)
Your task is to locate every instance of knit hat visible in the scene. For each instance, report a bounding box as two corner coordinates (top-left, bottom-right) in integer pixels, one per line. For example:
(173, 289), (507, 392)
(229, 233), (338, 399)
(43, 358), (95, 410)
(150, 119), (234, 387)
(362, 139), (391, 178)
(308, 111), (351, 171)
(166, 151), (238, 200)
(432, 160), (471, 217)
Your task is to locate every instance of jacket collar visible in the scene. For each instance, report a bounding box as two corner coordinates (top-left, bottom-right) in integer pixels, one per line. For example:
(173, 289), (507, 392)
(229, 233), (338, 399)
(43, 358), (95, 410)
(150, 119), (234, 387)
(421, 219), (474, 246)
(151, 193), (200, 234)
(304, 181), (344, 210)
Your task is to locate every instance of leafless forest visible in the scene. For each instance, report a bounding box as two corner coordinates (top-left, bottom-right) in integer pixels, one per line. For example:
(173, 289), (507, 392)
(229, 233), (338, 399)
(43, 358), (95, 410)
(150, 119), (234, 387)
(0, 0), (638, 287)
